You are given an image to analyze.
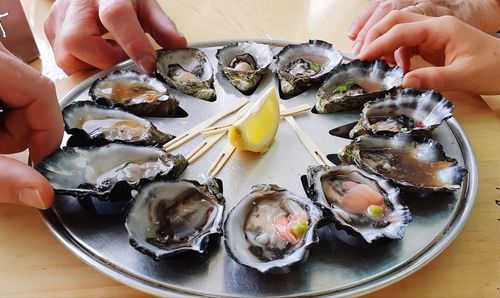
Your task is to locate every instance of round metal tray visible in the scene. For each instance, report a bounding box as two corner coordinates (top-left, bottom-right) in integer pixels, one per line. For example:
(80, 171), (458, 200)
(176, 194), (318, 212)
(40, 40), (478, 297)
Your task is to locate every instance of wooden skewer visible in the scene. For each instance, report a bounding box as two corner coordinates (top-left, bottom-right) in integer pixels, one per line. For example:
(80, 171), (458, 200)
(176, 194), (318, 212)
(163, 98), (249, 152)
(281, 104), (333, 166)
(207, 142), (236, 177)
(185, 103), (252, 164)
(200, 103), (311, 136)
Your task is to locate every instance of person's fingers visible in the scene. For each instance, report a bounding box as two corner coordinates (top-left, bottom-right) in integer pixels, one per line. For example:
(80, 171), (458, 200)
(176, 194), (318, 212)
(394, 46), (418, 72)
(52, 2), (128, 73)
(362, 11), (427, 48)
(138, 0), (187, 50)
(0, 156), (54, 209)
(352, 0), (403, 55)
(99, 0), (157, 73)
(0, 50), (63, 163)
(403, 64), (460, 91)
(358, 19), (445, 62)
(347, 0), (382, 40)
(401, 2), (453, 17)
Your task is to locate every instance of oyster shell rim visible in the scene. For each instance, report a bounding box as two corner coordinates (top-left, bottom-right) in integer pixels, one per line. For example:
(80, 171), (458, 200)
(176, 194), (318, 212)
(223, 184), (329, 274)
(306, 164), (412, 243)
(125, 178), (225, 260)
(339, 133), (468, 192)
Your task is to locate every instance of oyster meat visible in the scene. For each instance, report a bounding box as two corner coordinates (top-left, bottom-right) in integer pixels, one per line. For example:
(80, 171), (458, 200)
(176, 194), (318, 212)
(340, 134), (467, 191)
(156, 48), (216, 101)
(90, 70), (182, 117)
(350, 89), (454, 138)
(63, 101), (174, 147)
(216, 41), (273, 95)
(316, 59), (403, 113)
(36, 144), (188, 201)
(126, 179), (224, 259)
(307, 165), (411, 242)
(224, 184), (327, 273)
(276, 40), (343, 99)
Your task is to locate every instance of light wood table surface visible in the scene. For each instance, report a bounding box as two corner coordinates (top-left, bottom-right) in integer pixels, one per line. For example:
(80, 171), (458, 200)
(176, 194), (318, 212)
(1, 0), (499, 297)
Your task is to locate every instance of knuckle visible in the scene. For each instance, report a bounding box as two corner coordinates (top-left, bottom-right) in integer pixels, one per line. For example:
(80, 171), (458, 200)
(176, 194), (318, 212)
(99, 1), (130, 24)
(59, 32), (81, 52)
(54, 53), (76, 74)
(379, 1), (396, 11)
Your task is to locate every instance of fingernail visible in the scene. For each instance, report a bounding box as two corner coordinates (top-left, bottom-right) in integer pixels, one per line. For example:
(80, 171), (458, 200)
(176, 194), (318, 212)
(18, 188), (46, 209)
(352, 41), (362, 55)
(137, 54), (156, 74)
(347, 26), (356, 39)
(403, 76), (421, 90)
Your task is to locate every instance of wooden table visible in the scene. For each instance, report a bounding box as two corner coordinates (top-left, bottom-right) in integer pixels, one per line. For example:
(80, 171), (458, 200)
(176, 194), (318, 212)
(1, 0), (499, 296)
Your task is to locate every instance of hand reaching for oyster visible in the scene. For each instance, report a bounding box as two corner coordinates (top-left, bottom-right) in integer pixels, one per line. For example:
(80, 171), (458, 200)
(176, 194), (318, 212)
(348, 0), (500, 55)
(357, 11), (500, 94)
(44, 0), (187, 74)
(0, 42), (63, 209)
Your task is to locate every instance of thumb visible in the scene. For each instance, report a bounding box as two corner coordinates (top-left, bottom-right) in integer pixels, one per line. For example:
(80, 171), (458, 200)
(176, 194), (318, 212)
(402, 67), (452, 92)
(139, 0), (187, 50)
(0, 156), (54, 209)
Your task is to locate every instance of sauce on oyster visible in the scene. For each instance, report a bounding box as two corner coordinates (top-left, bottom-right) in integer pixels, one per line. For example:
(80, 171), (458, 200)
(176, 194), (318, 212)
(360, 149), (452, 188)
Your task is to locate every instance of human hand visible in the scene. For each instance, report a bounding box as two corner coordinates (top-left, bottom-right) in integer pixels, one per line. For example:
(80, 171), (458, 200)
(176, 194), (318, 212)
(0, 43), (63, 209)
(349, 0), (500, 55)
(358, 11), (500, 95)
(44, 0), (187, 74)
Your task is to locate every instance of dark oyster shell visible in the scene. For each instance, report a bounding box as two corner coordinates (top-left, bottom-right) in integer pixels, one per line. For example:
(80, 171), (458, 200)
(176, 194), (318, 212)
(307, 165), (411, 243)
(350, 89), (454, 138)
(126, 179), (224, 260)
(156, 48), (216, 101)
(339, 134), (467, 191)
(63, 101), (174, 147)
(89, 70), (181, 117)
(224, 184), (328, 274)
(315, 59), (403, 113)
(36, 144), (188, 201)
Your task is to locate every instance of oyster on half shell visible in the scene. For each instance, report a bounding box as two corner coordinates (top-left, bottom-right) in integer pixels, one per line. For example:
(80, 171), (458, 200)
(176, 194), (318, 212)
(156, 48), (216, 101)
(216, 41), (273, 95)
(307, 165), (411, 243)
(126, 179), (224, 260)
(350, 89), (454, 138)
(315, 59), (403, 113)
(276, 40), (343, 99)
(224, 184), (327, 274)
(340, 134), (467, 191)
(63, 101), (174, 147)
(90, 70), (181, 117)
(36, 144), (188, 201)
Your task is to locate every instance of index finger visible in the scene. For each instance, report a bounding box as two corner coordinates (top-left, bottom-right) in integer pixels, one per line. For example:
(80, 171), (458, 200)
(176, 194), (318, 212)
(99, 0), (157, 73)
(358, 19), (445, 61)
(0, 45), (63, 163)
(347, 0), (383, 40)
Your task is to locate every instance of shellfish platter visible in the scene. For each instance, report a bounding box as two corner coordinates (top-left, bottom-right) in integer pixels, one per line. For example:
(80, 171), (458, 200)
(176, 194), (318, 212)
(39, 40), (477, 297)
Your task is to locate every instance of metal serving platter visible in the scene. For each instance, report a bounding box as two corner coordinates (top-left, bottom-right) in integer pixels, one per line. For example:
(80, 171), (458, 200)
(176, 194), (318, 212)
(40, 40), (478, 297)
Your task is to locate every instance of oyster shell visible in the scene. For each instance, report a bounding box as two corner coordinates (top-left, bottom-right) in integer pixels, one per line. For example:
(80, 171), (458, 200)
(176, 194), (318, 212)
(89, 70), (181, 117)
(63, 101), (174, 147)
(156, 48), (216, 101)
(315, 59), (403, 113)
(340, 134), (467, 191)
(36, 144), (188, 201)
(216, 41), (273, 95)
(224, 184), (327, 274)
(276, 40), (343, 99)
(350, 89), (454, 138)
(126, 179), (224, 260)
(307, 165), (411, 242)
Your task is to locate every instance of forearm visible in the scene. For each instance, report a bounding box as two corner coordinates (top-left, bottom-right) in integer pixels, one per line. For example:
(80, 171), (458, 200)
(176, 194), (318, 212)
(452, 0), (500, 33)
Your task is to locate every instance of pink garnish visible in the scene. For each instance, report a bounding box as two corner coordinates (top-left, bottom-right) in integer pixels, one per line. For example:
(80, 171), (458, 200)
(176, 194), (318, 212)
(341, 182), (384, 214)
(273, 212), (308, 245)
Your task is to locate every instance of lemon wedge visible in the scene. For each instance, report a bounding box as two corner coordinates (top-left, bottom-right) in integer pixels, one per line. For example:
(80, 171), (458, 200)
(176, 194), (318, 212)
(228, 87), (280, 153)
